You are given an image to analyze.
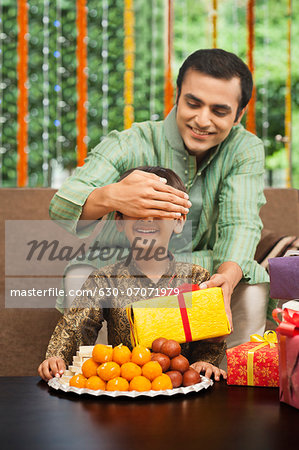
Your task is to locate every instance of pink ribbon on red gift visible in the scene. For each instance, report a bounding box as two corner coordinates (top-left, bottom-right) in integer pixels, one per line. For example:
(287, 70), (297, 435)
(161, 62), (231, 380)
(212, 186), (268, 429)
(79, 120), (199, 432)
(176, 284), (199, 342)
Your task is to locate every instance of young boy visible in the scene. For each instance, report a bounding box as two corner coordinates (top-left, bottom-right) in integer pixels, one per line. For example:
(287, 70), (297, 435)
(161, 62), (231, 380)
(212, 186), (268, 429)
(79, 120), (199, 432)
(38, 167), (227, 382)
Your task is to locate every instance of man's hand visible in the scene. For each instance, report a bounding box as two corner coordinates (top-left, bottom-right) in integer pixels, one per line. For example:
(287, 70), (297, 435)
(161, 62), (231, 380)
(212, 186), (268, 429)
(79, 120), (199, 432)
(79, 170), (191, 222)
(199, 261), (243, 332)
(38, 357), (66, 382)
(191, 361), (227, 381)
(110, 170), (191, 218)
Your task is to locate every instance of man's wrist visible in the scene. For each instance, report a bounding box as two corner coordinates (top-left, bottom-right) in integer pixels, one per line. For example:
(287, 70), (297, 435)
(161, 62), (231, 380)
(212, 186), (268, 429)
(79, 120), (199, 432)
(216, 261), (243, 290)
(95, 183), (120, 215)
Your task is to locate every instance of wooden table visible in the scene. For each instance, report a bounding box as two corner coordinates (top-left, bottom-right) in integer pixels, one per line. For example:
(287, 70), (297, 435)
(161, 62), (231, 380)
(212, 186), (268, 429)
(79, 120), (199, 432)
(0, 377), (297, 450)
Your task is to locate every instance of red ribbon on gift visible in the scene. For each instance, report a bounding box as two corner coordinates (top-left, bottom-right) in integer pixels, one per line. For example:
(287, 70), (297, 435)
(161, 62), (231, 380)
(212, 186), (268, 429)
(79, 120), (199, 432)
(272, 307), (299, 405)
(272, 308), (299, 337)
(176, 284), (199, 342)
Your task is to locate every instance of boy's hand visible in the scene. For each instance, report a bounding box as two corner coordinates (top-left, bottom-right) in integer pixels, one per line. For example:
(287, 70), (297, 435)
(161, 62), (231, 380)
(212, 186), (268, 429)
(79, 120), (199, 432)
(38, 357), (66, 382)
(190, 361), (227, 381)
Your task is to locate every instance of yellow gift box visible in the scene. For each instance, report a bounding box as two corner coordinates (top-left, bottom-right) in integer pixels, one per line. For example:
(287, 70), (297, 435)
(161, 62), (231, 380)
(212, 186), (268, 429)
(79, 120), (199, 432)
(126, 286), (231, 348)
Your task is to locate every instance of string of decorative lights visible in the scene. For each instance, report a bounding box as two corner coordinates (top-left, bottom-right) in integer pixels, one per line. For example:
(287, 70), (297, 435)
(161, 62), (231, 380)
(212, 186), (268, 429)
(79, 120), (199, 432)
(0, 4), (4, 186)
(211, 0), (218, 48)
(232, 0), (239, 55)
(101, 0), (109, 136)
(182, 0), (188, 60)
(150, 0), (158, 120)
(17, 0), (29, 187)
(76, 0), (88, 166)
(54, 0), (63, 165)
(42, 0), (50, 186)
(285, 0), (292, 187)
(246, 0), (256, 134)
(164, 0), (174, 117)
(261, 0), (269, 154)
(124, 0), (135, 129)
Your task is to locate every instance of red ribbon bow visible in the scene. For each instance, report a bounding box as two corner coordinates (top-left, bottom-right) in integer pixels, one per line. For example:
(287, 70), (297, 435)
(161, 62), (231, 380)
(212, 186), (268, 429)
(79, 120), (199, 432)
(272, 308), (299, 337)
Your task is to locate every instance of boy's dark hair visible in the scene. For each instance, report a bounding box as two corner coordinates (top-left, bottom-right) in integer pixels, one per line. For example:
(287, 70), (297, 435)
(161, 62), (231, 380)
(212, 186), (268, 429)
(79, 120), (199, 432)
(116, 166), (187, 217)
(118, 166), (187, 193)
(176, 48), (253, 120)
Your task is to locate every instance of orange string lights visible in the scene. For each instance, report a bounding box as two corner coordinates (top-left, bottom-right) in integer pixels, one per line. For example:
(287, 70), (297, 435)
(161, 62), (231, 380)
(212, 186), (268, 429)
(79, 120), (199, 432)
(246, 0), (256, 134)
(76, 0), (88, 167)
(17, 0), (29, 187)
(212, 0), (218, 48)
(164, 0), (174, 117)
(124, 0), (135, 129)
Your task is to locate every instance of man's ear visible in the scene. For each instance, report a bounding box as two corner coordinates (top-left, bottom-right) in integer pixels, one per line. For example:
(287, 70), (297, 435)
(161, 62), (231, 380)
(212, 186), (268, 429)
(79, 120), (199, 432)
(115, 212), (124, 231)
(234, 106), (247, 125)
(173, 215), (186, 234)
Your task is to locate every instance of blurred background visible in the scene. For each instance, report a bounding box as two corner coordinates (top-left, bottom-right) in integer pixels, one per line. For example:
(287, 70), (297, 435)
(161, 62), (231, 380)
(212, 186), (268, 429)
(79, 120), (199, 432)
(0, 0), (298, 188)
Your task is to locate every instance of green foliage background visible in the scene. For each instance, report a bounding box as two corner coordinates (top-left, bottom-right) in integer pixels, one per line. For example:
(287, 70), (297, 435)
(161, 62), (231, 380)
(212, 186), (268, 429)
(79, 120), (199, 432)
(0, 0), (298, 187)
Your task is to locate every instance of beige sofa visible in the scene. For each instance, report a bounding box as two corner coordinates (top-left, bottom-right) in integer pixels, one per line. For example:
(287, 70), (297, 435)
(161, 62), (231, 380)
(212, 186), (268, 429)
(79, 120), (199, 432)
(0, 187), (298, 376)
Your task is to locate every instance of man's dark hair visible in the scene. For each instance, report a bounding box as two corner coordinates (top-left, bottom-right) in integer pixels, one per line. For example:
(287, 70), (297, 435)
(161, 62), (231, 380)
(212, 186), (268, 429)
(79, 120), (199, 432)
(176, 48), (253, 120)
(116, 166), (187, 217)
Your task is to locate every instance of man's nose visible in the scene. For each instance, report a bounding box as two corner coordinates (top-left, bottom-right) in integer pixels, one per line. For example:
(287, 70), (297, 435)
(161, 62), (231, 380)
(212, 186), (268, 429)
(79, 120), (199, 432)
(141, 217), (154, 222)
(194, 108), (211, 128)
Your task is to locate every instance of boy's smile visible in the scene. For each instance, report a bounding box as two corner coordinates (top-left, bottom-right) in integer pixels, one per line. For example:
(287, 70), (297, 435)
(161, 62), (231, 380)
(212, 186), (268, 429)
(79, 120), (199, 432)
(133, 221), (160, 236)
(116, 215), (185, 257)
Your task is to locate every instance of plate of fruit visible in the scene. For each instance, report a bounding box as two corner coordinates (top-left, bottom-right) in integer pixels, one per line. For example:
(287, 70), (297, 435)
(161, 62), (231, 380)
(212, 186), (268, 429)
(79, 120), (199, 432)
(48, 338), (213, 398)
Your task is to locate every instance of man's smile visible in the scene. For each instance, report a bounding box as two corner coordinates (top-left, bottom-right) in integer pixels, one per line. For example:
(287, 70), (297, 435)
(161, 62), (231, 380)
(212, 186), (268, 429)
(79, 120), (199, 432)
(189, 126), (215, 136)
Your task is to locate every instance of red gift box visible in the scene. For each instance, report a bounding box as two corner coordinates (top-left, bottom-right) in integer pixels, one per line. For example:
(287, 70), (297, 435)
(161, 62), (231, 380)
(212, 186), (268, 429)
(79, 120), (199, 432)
(273, 305), (299, 409)
(226, 331), (279, 387)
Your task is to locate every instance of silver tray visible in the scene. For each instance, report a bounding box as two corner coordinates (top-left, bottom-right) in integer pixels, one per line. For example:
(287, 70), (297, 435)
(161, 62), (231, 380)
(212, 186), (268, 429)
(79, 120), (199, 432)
(48, 376), (213, 398)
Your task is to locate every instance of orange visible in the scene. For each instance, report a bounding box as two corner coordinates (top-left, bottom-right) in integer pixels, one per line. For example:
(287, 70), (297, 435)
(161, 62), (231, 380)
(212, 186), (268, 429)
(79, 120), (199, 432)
(120, 362), (142, 381)
(92, 344), (113, 363)
(142, 361), (163, 381)
(85, 376), (106, 391)
(151, 374), (173, 391)
(112, 344), (131, 365)
(69, 374), (87, 389)
(97, 361), (121, 381)
(106, 377), (129, 392)
(81, 358), (99, 378)
(131, 345), (151, 366)
(129, 375), (152, 392)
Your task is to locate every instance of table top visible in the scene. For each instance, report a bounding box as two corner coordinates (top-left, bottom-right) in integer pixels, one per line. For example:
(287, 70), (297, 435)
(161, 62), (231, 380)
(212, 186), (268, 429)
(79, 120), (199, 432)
(0, 377), (297, 450)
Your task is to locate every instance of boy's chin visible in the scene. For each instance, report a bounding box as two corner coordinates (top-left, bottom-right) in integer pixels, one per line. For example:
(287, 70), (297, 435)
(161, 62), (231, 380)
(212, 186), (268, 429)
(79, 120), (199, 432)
(131, 244), (169, 256)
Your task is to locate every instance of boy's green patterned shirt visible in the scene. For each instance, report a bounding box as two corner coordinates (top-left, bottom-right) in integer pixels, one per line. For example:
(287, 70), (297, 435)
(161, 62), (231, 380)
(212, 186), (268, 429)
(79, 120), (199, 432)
(49, 107), (269, 286)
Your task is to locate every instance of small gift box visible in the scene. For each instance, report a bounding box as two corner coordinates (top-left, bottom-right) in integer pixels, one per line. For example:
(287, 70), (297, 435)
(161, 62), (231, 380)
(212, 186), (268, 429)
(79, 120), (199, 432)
(226, 331), (279, 387)
(273, 303), (299, 409)
(126, 285), (230, 348)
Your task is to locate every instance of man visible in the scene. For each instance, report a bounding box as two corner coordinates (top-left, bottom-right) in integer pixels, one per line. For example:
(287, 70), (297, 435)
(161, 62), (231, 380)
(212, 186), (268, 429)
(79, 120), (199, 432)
(50, 49), (269, 348)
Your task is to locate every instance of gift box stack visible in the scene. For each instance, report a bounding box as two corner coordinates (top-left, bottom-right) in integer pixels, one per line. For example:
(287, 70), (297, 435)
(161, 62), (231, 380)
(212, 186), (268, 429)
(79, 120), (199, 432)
(270, 254), (299, 409)
(226, 254), (299, 394)
(272, 302), (299, 409)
